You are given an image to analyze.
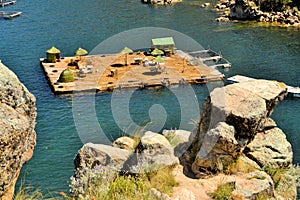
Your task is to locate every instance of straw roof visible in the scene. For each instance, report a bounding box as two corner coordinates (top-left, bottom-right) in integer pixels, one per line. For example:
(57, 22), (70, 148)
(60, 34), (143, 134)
(58, 68), (74, 83)
(151, 48), (164, 56)
(75, 47), (88, 56)
(46, 46), (60, 54)
(152, 56), (164, 63)
(120, 47), (133, 54)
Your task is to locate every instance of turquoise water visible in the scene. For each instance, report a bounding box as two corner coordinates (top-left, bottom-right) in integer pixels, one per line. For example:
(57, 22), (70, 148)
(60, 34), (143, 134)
(0, 0), (299, 197)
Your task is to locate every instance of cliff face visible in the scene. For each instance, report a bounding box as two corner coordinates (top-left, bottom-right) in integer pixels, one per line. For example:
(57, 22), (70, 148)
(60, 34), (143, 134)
(0, 62), (36, 200)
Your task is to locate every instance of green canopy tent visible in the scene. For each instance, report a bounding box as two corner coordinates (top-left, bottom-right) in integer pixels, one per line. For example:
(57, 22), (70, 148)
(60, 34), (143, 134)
(58, 68), (75, 83)
(75, 47), (88, 61)
(119, 47), (133, 66)
(46, 46), (61, 63)
(151, 48), (164, 56)
(152, 56), (164, 63)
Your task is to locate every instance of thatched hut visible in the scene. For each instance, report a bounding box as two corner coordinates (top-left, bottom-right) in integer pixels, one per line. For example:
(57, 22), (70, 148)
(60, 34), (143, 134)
(46, 46), (61, 63)
(58, 68), (74, 83)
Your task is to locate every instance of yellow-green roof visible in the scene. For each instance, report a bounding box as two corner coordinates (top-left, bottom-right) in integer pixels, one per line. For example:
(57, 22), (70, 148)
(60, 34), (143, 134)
(120, 47), (133, 54)
(151, 37), (175, 46)
(75, 47), (88, 56)
(46, 46), (60, 54)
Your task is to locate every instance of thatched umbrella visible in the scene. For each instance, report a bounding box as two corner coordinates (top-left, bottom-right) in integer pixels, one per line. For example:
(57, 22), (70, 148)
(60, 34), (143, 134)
(120, 47), (133, 66)
(152, 56), (164, 63)
(151, 48), (164, 56)
(75, 47), (88, 60)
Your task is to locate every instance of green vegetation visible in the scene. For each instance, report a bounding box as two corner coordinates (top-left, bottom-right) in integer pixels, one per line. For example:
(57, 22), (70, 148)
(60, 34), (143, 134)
(208, 182), (235, 200)
(224, 157), (257, 175)
(14, 186), (44, 200)
(247, 175), (266, 180)
(67, 165), (178, 200)
(263, 166), (287, 189)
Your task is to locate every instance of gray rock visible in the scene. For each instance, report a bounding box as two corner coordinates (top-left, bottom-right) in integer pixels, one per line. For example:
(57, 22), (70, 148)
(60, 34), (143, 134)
(232, 170), (274, 199)
(245, 127), (293, 168)
(74, 143), (132, 171)
(0, 62), (36, 200)
(126, 131), (179, 173)
(140, 131), (173, 155)
(191, 122), (242, 176)
(113, 136), (136, 151)
(216, 17), (230, 22)
(274, 167), (297, 199)
(187, 80), (288, 177)
(162, 129), (194, 157)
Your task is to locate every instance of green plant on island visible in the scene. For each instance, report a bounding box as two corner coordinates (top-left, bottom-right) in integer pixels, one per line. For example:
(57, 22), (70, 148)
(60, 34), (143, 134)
(208, 182), (235, 200)
(224, 157), (257, 175)
(66, 163), (178, 200)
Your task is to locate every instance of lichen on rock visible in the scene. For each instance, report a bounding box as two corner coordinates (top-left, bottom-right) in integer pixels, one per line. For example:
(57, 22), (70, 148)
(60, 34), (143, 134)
(0, 62), (37, 200)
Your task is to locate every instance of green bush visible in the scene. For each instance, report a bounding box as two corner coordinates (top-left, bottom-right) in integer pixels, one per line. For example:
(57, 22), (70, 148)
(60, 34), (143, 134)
(208, 182), (235, 200)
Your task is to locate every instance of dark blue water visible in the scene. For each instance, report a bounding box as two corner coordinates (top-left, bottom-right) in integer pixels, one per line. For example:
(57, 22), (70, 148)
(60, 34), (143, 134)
(0, 0), (299, 197)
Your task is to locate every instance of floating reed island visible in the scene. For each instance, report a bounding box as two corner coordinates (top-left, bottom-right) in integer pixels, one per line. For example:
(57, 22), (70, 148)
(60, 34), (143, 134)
(40, 38), (230, 94)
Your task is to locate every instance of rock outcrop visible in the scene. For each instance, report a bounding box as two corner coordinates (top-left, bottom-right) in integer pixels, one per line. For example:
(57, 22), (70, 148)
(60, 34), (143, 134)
(141, 0), (182, 5)
(184, 79), (297, 198)
(0, 62), (36, 200)
(74, 131), (179, 175)
(212, 0), (300, 27)
(72, 79), (297, 199)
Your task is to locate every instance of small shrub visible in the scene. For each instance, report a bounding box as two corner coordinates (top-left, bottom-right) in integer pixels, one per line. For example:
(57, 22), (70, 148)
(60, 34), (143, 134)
(209, 182), (235, 200)
(247, 175), (266, 180)
(225, 157), (256, 175)
(14, 184), (45, 200)
(263, 166), (287, 189)
(149, 166), (178, 195)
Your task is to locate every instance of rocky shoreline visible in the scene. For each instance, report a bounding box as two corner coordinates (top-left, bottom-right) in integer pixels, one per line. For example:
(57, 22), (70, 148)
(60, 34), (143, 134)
(141, 0), (182, 5)
(202, 0), (300, 27)
(72, 80), (298, 199)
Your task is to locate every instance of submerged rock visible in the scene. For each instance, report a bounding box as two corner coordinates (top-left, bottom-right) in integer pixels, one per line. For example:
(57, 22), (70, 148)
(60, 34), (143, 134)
(0, 62), (36, 200)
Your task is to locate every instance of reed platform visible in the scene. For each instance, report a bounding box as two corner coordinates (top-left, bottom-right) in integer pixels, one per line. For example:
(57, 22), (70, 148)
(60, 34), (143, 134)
(40, 52), (225, 94)
(227, 75), (300, 98)
(0, 0), (16, 7)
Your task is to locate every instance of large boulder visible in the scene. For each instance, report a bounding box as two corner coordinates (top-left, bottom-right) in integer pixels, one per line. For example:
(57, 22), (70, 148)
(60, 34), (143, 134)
(113, 136), (136, 151)
(245, 127), (293, 168)
(162, 129), (194, 157)
(191, 80), (287, 161)
(188, 80), (289, 176)
(0, 62), (36, 200)
(125, 131), (179, 173)
(191, 122), (242, 177)
(74, 143), (132, 171)
(232, 170), (274, 199)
